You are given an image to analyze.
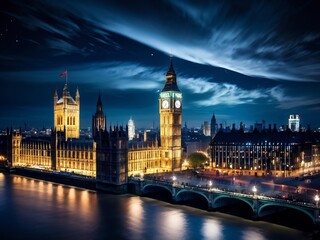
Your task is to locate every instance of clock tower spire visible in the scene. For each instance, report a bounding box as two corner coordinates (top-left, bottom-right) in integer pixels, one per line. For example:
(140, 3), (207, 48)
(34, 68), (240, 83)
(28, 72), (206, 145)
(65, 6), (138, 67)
(159, 58), (182, 172)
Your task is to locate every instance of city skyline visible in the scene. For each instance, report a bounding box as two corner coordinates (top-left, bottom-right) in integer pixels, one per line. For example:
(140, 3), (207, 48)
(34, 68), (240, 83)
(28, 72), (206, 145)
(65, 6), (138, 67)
(1, 1), (320, 129)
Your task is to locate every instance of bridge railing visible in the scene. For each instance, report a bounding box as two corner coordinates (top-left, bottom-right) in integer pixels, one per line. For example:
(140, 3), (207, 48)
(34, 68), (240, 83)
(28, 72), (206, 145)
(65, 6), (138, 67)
(128, 176), (318, 209)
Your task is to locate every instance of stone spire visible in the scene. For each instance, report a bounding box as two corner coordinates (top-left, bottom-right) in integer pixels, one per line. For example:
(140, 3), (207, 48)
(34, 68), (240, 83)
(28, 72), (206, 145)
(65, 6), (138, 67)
(162, 57), (180, 92)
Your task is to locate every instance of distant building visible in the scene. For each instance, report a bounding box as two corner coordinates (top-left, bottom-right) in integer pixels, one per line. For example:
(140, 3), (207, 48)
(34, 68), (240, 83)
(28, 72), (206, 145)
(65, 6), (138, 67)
(128, 117), (135, 140)
(203, 121), (210, 136)
(210, 128), (320, 177)
(142, 129), (158, 143)
(210, 113), (218, 138)
(254, 123), (263, 132)
(289, 114), (300, 132)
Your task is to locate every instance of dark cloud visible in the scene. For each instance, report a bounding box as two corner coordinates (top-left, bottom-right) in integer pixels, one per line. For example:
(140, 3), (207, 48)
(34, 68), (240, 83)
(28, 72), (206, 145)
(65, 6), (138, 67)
(2, 0), (320, 80)
(0, 0), (320, 129)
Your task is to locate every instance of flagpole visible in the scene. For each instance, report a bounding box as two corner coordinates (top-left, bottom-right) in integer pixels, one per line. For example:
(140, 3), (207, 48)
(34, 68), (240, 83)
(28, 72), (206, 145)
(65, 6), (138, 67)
(66, 69), (68, 85)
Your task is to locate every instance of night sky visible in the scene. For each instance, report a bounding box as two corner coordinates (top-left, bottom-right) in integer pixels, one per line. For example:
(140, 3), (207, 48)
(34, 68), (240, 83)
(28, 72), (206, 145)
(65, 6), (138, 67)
(1, 0), (320, 130)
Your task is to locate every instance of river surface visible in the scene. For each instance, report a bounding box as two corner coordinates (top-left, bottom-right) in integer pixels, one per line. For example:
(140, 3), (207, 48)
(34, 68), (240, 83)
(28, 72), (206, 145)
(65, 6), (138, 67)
(0, 173), (312, 240)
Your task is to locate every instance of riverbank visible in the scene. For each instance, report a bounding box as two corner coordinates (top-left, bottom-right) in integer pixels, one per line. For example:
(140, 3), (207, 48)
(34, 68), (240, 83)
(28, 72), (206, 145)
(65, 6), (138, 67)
(11, 167), (96, 190)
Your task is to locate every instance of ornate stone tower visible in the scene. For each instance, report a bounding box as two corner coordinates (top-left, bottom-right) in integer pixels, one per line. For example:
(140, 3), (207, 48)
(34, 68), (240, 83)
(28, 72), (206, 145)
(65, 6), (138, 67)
(92, 93), (106, 140)
(96, 125), (128, 193)
(53, 83), (80, 140)
(159, 58), (182, 171)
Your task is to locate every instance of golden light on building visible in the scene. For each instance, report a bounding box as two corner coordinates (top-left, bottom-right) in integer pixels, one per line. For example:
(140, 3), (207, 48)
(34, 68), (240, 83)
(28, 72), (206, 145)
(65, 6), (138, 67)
(6, 60), (185, 180)
(54, 83), (80, 140)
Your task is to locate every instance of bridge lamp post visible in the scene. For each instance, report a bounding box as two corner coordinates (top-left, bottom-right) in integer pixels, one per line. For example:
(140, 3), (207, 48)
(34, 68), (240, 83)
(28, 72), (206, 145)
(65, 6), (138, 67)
(208, 180), (212, 191)
(140, 172), (144, 180)
(252, 185), (257, 197)
(172, 175), (177, 186)
(315, 194), (319, 208)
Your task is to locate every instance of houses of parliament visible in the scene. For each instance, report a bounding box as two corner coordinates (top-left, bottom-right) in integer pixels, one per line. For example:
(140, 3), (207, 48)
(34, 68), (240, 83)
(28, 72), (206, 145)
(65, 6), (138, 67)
(5, 59), (183, 191)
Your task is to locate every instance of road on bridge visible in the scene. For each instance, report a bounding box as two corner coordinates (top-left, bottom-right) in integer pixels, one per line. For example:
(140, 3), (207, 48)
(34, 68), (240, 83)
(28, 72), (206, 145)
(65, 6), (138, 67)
(143, 170), (320, 205)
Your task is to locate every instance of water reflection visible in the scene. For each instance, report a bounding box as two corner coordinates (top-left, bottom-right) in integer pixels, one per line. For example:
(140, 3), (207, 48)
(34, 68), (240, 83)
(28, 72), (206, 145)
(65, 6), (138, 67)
(242, 229), (266, 240)
(201, 218), (223, 240)
(126, 197), (145, 239)
(0, 173), (4, 187)
(162, 210), (187, 239)
(46, 182), (53, 195)
(0, 173), (311, 240)
(0, 174), (5, 207)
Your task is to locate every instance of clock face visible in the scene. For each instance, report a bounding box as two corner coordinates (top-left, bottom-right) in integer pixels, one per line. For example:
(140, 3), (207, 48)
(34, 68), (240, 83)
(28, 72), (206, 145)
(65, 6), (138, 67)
(175, 100), (181, 108)
(162, 100), (169, 109)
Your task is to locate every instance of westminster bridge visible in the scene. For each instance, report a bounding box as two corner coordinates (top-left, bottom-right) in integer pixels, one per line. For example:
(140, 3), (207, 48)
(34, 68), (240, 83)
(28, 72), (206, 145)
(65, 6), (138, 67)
(128, 176), (320, 226)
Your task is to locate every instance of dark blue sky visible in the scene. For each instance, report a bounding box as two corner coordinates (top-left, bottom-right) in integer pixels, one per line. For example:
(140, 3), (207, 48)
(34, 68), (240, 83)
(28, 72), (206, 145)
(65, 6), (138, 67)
(1, 0), (320, 129)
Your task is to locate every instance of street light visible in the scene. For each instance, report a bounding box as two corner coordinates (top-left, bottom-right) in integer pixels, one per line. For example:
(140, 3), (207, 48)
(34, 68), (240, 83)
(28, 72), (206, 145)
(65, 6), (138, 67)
(208, 180), (212, 191)
(315, 194), (319, 208)
(252, 185), (257, 196)
(140, 172), (144, 180)
(172, 175), (177, 185)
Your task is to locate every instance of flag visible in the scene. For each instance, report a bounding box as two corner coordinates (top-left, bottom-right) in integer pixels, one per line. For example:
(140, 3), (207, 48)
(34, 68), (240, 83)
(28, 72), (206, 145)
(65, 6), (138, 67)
(60, 70), (68, 78)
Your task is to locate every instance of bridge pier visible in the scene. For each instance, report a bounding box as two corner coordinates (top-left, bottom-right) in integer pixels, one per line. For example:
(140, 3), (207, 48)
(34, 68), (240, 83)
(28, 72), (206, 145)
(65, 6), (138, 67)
(315, 208), (320, 226)
(208, 192), (214, 211)
(172, 186), (177, 203)
(252, 198), (258, 220)
(127, 179), (144, 195)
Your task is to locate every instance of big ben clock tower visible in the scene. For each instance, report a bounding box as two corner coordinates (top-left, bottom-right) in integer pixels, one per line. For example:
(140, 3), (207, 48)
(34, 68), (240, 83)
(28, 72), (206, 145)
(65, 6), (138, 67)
(159, 58), (182, 172)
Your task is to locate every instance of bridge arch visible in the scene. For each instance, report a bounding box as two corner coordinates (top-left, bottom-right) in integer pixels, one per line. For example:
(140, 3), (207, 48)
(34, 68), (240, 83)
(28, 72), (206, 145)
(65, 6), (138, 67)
(258, 203), (315, 224)
(212, 195), (254, 211)
(175, 189), (210, 204)
(141, 183), (173, 196)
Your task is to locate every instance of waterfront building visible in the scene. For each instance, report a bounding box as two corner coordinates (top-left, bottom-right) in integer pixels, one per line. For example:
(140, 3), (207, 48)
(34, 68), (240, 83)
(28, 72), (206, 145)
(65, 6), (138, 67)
(7, 128), (97, 176)
(210, 126), (320, 177)
(4, 59), (183, 183)
(96, 125), (128, 192)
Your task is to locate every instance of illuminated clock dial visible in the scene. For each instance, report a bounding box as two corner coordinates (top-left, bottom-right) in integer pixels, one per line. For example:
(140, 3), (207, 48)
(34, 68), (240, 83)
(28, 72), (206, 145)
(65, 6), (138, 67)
(162, 100), (169, 109)
(175, 100), (181, 108)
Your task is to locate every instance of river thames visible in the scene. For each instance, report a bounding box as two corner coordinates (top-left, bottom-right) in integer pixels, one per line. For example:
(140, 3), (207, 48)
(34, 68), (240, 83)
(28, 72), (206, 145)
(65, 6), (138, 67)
(0, 173), (312, 240)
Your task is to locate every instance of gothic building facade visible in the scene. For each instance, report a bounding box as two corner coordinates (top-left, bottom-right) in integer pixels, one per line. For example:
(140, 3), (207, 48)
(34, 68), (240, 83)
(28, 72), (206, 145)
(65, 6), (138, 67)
(159, 59), (182, 172)
(5, 60), (183, 188)
(54, 83), (80, 139)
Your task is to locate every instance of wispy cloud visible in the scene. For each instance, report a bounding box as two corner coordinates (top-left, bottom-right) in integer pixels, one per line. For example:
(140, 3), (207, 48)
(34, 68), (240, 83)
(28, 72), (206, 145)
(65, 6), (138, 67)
(268, 86), (320, 109)
(46, 38), (82, 56)
(5, 1), (320, 82)
(2, 59), (319, 111)
(179, 76), (320, 110)
(181, 78), (269, 106)
(0, 62), (164, 90)
(70, 0), (319, 82)
(72, 62), (164, 90)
